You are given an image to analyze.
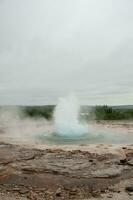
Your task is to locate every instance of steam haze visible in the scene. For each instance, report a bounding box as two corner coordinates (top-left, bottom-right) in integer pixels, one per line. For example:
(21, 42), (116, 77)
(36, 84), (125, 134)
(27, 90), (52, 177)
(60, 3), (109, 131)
(0, 0), (133, 105)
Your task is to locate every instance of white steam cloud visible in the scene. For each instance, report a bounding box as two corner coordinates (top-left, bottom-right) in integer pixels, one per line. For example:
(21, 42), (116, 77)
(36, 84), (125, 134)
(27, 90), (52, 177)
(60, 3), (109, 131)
(54, 95), (88, 137)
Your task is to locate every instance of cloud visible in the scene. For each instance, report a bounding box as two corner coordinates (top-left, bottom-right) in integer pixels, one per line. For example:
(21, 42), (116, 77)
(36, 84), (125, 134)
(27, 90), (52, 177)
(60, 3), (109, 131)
(0, 0), (133, 105)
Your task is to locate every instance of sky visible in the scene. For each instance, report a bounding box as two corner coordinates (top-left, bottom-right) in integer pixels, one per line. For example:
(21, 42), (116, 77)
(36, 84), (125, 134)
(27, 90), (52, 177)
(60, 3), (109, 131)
(0, 0), (133, 105)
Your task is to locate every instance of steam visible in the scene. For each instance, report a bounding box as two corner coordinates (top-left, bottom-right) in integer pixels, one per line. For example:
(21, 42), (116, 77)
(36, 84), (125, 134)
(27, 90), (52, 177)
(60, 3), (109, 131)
(54, 95), (88, 137)
(0, 106), (52, 142)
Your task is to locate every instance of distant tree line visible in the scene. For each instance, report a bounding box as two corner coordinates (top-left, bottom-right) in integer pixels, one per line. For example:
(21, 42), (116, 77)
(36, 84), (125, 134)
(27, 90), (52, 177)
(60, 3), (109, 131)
(94, 105), (133, 120)
(22, 105), (133, 120)
(22, 106), (55, 120)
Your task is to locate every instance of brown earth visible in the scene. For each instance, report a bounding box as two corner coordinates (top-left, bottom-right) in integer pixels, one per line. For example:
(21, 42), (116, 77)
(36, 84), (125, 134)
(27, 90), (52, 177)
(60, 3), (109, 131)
(0, 142), (133, 200)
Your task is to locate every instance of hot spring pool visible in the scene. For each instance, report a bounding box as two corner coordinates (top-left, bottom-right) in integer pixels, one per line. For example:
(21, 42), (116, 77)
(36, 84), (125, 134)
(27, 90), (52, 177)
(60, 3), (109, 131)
(37, 128), (133, 145)
(33, 95), (133, 145)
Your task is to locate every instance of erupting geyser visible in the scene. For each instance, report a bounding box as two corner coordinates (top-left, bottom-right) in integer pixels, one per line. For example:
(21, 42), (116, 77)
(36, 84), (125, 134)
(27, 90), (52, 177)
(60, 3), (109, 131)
(54, 95), (88, 137)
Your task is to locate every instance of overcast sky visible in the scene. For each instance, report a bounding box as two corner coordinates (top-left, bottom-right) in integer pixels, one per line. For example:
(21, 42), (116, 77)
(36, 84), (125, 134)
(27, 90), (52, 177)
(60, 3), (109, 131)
(0, 0), (133, 105)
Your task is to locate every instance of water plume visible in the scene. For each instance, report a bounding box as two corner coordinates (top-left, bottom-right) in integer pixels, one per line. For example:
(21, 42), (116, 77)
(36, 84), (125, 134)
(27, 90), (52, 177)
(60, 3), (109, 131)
(54, 95), (88, 137)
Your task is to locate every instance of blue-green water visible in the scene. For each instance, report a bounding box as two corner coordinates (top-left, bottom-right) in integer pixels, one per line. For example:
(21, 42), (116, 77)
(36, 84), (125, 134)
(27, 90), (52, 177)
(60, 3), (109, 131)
(37, 130), (133, 145)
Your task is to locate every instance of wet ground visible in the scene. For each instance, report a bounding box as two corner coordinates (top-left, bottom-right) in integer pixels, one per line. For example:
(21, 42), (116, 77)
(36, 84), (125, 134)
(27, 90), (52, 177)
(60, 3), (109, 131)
(0, 121), (133, 199)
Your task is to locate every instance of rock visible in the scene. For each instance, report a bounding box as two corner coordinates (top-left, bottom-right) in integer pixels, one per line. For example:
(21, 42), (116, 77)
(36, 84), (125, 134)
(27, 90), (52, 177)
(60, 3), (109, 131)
(56, 188), (62, 196)
(125, 186), (133, 192)
(108, 187), (120, 193)
(92, 167), (122, 178)
(127, 159), (133, 166)
(120, 158), (127, 164)
(128, 192), (133, 196)
(19, 188), (29, 194)
(69, 188), (77, 195)
(107, 193), (113, 198)
(13, 187), (20, 191)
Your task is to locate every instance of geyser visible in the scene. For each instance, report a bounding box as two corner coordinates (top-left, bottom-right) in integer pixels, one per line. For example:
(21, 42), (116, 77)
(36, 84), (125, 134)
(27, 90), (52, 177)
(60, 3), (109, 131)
(54, 95), (88, 137)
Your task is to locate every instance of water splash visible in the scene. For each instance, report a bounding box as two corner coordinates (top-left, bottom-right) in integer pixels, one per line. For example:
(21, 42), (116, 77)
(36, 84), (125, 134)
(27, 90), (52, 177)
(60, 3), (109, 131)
(54, 95), (88, 137)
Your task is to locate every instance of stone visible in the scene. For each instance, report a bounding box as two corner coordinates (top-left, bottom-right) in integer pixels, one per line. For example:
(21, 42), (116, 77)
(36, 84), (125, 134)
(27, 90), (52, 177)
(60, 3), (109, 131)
(92, 167), (122, 178)
(125, 186), (133, 192)
(19, 188), (29, 194)
(107, 193), (113, 198)
(56, 188), (62, 196)
(69, 188), (77, 195)
(127, 159), (133, 166)
(128, 192), (133, 196)
(120, 158), (127, 164)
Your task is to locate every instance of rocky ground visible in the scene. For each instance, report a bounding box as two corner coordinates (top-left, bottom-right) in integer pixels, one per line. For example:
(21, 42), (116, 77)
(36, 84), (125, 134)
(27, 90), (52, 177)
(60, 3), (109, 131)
(0, 120), (133, 199)
(0, 141), (133, 200)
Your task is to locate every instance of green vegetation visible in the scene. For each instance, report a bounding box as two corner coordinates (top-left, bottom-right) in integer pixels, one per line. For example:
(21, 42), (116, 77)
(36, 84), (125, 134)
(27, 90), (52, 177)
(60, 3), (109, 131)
(94, 105), (133, 120)
(22, 105), (55, 120)
(81, 105), (133, 120)
(21, 105), (133, 120)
